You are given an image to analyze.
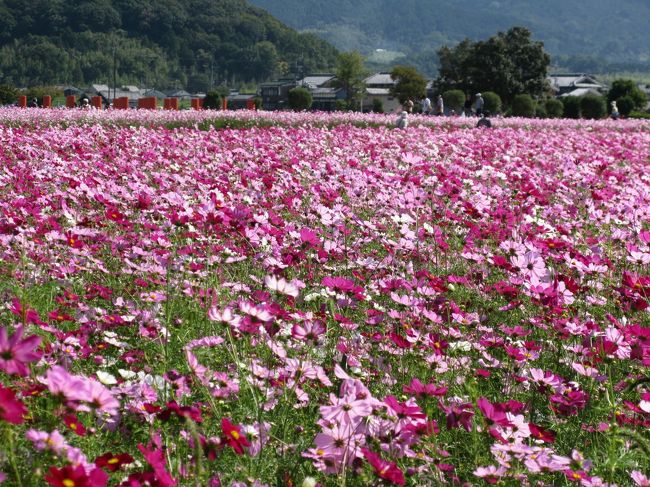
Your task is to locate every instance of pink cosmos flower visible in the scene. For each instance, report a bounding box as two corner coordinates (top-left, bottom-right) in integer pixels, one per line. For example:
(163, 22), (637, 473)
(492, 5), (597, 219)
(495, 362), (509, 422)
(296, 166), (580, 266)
(0, 325), (41, 376)
(319, 394), (373, 427)
(511, 251), (548, 282)
(138, 443), (177, 487)
(292, 320), (326, 343)
(473, 465), (508, 484)
(403, 378), (448, 397)
(439, 400), (475, 432)
(264, 275), (300, 297)
(632, 470), (650, 486)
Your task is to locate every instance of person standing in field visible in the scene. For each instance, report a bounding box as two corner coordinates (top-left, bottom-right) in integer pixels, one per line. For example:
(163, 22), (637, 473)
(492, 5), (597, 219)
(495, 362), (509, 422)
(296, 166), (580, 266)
(395, 111), (409, 129)
(420, 95), (431, 115)
(474, 93), (484, 116)
(435, 94), (444, 115)
(463, 94), (472, 116)
(403, 98), (414, 114)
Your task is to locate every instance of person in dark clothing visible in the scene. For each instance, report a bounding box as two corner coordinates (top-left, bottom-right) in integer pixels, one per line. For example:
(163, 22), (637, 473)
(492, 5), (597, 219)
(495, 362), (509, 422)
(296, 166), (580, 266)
(476, 111), (492, 128)
(28, 98), (38, 108)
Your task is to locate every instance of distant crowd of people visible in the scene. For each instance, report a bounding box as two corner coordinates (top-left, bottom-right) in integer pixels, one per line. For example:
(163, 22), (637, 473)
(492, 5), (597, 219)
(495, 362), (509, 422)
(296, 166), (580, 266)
(395, 92), (491, 129)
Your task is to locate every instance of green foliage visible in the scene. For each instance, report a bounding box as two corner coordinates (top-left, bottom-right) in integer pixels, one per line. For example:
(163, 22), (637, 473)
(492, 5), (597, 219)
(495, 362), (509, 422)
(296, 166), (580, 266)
(580, 94), (606, 119)
(390, 65), (427, 104)
(371, 97), (384, 113)
(442, 89), (466, 112)
(481, 91), (502, 114)
(544, 98), (564, 118)
(617, 95), (635, 116)
(287, 86), (312, 110)
(203, 91), (223, 109)
(335, 99), (350, 111)
(607, 79), (648, 110)
(435, 27), (550, 106)
(333, 51), (368, 108)
(0, 84), (19, 105)
(534, 103), (547, 118)
(0, 0), (338, 88)
(630, 110), (650, 119)
(511, 94), (535, 117)
(562, 96), (581, 119)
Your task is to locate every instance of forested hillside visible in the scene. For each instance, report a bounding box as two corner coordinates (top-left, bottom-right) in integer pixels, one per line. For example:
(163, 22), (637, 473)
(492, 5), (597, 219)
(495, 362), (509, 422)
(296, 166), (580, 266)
(249, 0), (650, 74)
(0, 0), (338, 89)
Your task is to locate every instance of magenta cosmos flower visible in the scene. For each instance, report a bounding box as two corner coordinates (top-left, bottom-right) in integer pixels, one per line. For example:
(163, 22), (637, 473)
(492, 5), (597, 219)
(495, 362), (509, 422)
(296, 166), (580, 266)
(0, 384), (27, 424)
(0, 325), (41, 376)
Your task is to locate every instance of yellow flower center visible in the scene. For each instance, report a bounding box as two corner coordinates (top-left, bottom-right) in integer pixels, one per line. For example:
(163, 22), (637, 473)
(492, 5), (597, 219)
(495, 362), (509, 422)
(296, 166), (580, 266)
(107, 457), (120, 464)
(231, 431), (240, 440)
(63, 480), (76, 487)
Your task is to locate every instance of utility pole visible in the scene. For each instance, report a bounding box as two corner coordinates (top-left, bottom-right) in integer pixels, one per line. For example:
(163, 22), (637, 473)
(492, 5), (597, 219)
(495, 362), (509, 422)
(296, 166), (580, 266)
(113, 44), (117, 103)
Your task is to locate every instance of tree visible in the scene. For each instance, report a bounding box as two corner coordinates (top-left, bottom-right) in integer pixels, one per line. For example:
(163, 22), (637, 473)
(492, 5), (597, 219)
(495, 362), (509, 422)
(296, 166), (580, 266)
(434, 27), (550, 107)
(544, 99), (564, 118)
(333, 51), (368, 110)
(482, 91), (502, 114)
(442, 89), (465, 113)
(288, 86), (312, 111)
(0, 84), (18, 105)
(511, 94), (535, 117)
(203, 91), (222, 109)
(607, 79), (647, 111)
(390, 65), (427, 105)
(580, 95), (606, 119)
(562, 96), (581, 119)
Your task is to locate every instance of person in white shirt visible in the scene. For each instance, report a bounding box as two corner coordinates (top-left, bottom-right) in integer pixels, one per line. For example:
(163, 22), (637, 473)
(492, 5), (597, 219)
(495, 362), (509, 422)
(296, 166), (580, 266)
(420, 95), (431, 115)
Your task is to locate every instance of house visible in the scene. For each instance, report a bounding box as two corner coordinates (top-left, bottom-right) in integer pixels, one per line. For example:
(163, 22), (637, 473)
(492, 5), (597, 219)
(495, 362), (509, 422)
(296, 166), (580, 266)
(142, 89), (167, 99)
(361, 72), (401, 114)
(165, 89), (192, 100)
(226, 92), (257, 110)
(260, 78), (297, 110)
(548, 73), (606, 97)
(259, 74), (345, 111)
(297, 74), (345, 111)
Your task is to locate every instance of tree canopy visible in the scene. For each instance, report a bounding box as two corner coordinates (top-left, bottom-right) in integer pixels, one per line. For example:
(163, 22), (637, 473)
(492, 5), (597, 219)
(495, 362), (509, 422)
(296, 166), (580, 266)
(434, 27), (550, 106)
(390, 66), (427, 105)
(333, 51), (368, 110)
(0, 0), (338, 89)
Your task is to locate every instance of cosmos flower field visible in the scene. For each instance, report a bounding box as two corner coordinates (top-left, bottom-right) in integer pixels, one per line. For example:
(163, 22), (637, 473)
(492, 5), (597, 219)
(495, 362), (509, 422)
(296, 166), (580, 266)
(0, 108), (649, 486)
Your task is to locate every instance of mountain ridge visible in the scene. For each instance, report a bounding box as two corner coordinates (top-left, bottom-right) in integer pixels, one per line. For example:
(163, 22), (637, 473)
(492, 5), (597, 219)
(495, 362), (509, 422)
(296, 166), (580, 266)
(0, 0), (338, 89)
(248, 0), (650, 72)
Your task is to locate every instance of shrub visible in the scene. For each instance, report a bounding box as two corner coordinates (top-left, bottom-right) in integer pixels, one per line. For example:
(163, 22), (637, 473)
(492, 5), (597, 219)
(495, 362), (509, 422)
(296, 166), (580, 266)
(616, 96), (635, 117)
(0, 84), (19, 105)
(288, 86), (312, 111)
(511, 94), (535, 117)
(203, 91), (222, 110)
(482, 91), (502, 115)
(372, 98), (384, 113)
(545, 99), (564, 118)
(562, 96), (581, 119)
(335, 99), (349, 111)
(607, 79), (647, 111)
(580, 95), (606, 119)
(534, 103), (547, 118)
(442, 89), (465, 113)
